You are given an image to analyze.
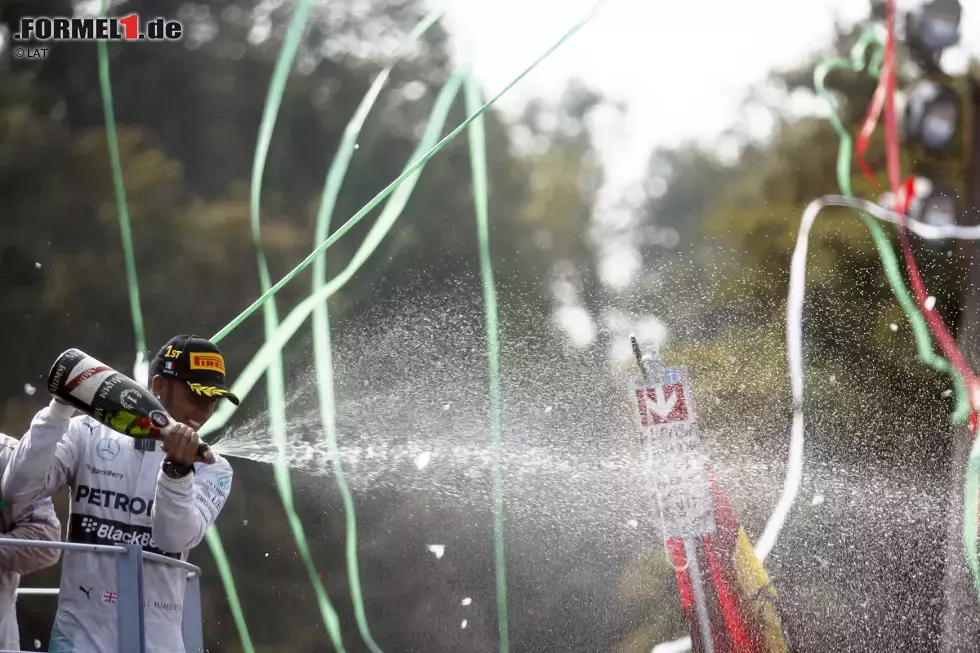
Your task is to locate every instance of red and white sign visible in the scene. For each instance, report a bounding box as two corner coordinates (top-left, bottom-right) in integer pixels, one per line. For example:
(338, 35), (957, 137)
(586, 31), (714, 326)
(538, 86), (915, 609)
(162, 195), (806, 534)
(632, 368), (713, 538)
(634, 380), (691, 427)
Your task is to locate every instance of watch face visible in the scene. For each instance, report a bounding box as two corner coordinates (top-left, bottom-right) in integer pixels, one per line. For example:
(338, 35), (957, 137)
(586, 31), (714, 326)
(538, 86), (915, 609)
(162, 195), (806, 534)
(163, 461), (193, 479)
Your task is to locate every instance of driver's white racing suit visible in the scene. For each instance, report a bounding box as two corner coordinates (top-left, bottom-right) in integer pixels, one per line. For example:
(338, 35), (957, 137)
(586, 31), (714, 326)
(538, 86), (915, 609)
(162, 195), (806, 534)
(1, 399), (234, 653)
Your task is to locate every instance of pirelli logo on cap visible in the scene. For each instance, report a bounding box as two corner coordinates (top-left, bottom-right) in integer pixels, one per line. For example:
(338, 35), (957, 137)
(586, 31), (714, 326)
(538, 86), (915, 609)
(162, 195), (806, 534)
(190, 353), (226, 374)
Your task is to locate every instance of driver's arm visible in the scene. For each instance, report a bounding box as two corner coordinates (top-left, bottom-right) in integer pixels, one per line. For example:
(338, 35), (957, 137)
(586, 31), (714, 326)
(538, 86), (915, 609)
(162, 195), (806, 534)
(150, 455), (232, 553)
(0, 495), (61, 574)
(2, 400), (81, 506)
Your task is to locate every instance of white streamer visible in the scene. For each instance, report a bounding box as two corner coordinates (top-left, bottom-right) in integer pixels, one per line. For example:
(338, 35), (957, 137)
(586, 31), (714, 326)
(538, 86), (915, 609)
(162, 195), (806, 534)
(652, 637), (695, 653)
(653, 194), (980, 653)
(759, 194), (980, 562)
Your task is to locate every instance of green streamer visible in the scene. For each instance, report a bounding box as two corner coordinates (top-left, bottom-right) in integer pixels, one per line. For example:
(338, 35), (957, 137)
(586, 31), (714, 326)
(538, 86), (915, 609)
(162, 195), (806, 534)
(94, 2), (602, 648)
(202, 76), (466, 431)
(96, 2), (255, 649)
(209, 0), (605, 345)
(813, 27), (969, 418)
(246, 0), (348, 648)
(814, 26), (980, 605)
(309, 12), (445, 652)
(97, 0), (146, 358)
(465, 77), (509, 652)
(202, 0), (605, 437)
(200, 518), (254, 652)
(203, 529), (255, 653)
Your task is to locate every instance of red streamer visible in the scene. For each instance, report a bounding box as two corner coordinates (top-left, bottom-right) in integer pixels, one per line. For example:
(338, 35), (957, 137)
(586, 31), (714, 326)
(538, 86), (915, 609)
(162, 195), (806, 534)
(877, 0), (980, 402)
(855, 63), (888, 187)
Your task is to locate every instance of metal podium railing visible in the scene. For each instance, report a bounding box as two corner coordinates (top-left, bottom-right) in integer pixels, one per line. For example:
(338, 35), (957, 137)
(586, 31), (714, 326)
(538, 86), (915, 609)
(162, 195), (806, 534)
(0, 537), (204, 653)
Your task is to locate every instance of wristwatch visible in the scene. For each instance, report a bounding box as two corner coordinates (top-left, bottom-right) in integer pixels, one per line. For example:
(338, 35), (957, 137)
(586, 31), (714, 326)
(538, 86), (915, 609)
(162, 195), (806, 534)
(162, 460), (193, 479)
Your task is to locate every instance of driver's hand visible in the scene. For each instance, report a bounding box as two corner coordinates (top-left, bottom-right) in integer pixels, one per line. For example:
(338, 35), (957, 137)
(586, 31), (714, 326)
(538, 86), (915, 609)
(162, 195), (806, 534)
(161, 422), (200, 467)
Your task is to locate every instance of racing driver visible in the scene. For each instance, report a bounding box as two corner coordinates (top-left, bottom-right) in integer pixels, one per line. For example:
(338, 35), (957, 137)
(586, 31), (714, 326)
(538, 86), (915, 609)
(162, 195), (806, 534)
(1, 335), (238, 653)
(0, 432), (62, 650)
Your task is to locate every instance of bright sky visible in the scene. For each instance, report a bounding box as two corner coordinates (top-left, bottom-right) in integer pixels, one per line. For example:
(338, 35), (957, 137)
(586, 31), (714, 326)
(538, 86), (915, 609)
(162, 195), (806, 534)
(428, 0), (980, 195)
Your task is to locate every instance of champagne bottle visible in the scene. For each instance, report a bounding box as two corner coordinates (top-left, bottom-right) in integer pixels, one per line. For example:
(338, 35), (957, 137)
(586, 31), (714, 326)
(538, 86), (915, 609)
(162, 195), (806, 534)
(47, 348), (216, 464)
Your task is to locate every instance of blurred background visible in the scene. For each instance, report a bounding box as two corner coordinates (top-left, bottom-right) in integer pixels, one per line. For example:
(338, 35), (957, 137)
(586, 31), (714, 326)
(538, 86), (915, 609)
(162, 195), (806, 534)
(3, 0), (980, 651)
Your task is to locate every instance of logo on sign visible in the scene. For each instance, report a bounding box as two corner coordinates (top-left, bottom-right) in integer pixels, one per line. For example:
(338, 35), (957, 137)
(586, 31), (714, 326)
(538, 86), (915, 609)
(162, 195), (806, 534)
(635, 381), (690, 426)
